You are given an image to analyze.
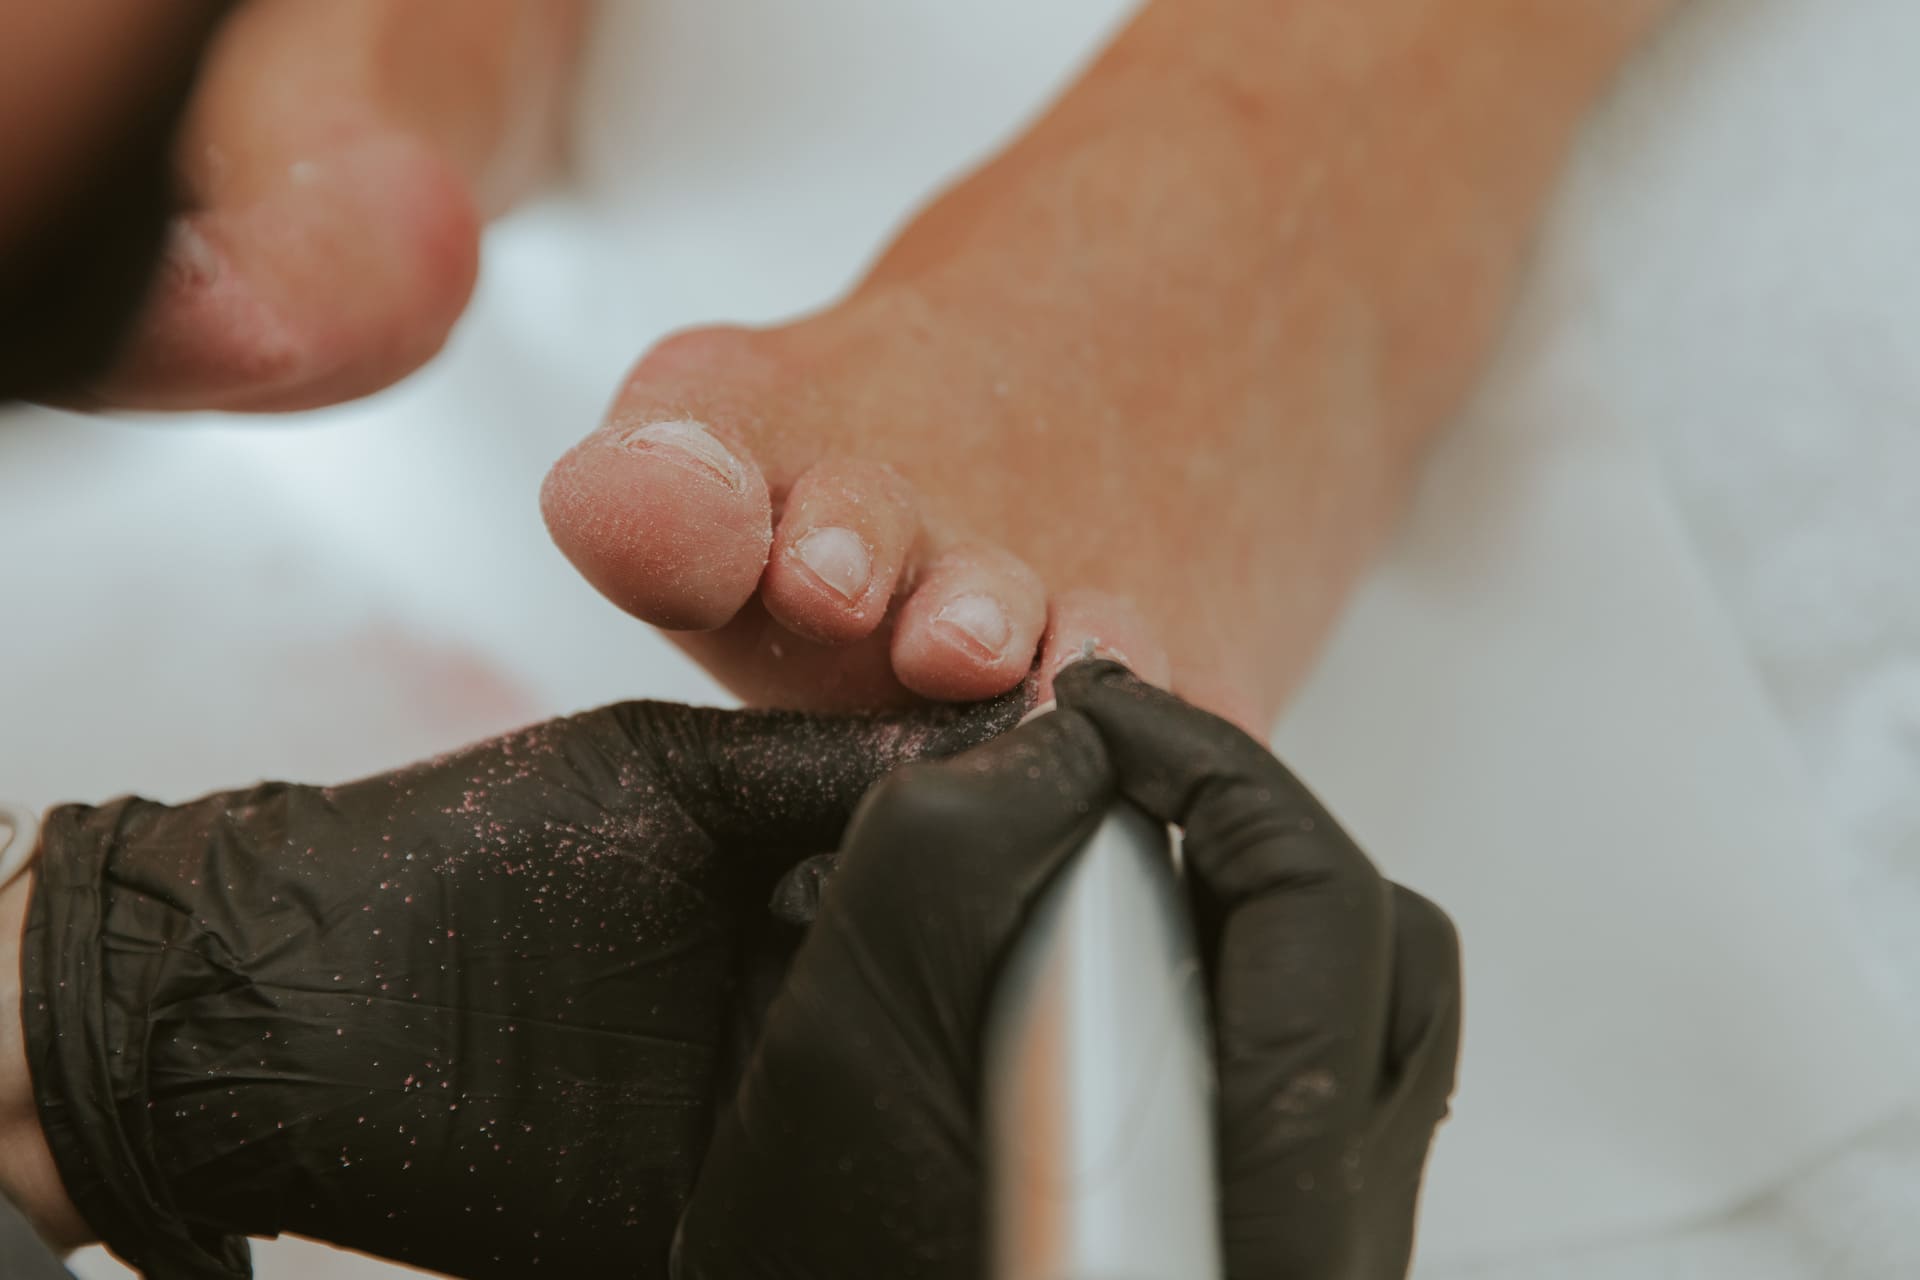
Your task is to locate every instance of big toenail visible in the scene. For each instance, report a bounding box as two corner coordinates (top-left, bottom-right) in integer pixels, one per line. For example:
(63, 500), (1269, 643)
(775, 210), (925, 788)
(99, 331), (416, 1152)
(792, 527), (872, 601)
(619, 420), (749, 494)
(933, 594), (1013, 659)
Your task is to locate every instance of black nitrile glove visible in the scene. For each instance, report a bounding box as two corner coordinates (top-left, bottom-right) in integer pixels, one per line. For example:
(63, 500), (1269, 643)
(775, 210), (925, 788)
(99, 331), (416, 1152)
(675, 661), (1461, 1280)
(21, 694), (1022, 1280)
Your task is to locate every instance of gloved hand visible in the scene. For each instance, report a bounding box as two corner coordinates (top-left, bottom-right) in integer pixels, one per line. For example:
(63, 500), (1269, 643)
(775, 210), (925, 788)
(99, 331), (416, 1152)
(20, 693), (1022, 1280)
(675, 661), (1462, 1280)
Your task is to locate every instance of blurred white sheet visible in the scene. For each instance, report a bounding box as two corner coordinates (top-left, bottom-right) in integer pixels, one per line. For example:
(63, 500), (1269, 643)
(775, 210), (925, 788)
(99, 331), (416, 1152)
(11, 0), (1918, 1276)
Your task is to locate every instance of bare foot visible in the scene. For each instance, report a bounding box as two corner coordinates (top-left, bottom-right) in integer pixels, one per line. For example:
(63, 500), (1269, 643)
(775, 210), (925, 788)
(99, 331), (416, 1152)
(90, 0), (584, 412)
(544, 0), (1678, 731)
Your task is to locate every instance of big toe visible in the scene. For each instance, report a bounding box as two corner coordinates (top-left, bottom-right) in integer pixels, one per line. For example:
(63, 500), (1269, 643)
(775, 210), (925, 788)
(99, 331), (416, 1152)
(543, 416), (775, 632)
(91, 135), (480, 412)
(84, 0), (582, 412)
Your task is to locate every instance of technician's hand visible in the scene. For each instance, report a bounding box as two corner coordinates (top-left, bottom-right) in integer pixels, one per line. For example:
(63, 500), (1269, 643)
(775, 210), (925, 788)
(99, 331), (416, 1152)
(18, 694), (1020, 1280)
(676, 661), (1462, 1279)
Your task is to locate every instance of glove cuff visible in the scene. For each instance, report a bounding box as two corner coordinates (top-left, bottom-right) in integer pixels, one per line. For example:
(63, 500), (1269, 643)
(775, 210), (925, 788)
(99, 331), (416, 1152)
(23, 799), (250, 1280)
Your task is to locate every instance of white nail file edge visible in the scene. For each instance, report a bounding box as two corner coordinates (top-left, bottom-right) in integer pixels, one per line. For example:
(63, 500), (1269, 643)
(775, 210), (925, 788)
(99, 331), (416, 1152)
(982, 793), (1222, 1280)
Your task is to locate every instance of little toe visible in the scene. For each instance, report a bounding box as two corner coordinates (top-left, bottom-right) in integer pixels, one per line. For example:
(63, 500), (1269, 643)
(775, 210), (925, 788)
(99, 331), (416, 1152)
(542, 416), (774, 631)
(762, 460), (918, 645)
(1036, 589), (1173, 703)
(892, 546), (1047, 701)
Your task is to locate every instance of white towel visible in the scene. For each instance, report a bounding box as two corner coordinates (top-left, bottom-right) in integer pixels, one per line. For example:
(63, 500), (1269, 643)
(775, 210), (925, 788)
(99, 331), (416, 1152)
(1420, 0), (1920, 1272)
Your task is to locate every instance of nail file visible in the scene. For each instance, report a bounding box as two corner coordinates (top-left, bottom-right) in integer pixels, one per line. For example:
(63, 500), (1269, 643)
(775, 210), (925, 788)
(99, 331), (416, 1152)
(981, 713), (1222, 1280)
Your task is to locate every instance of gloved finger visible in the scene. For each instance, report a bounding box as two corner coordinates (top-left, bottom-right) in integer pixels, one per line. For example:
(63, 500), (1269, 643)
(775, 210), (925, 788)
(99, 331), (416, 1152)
(1050, 659), (1390, 959)
(806, 704), (1115, 1065)
(1053, 660), (1381, 892)
(1381, 886), (1464, 1190)
(1051, 658), (1388, 942)
(1347, 885), (1463, 1280)
(1053, 661), (1396, 1270)
(1383, 884), (1463, 1124)
(604, 688), (1028, 873)
(672, 709), (1114, 1280)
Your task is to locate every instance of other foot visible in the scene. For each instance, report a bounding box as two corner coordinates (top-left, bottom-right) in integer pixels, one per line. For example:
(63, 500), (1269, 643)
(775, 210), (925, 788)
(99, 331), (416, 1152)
(92, 0), (584, 412)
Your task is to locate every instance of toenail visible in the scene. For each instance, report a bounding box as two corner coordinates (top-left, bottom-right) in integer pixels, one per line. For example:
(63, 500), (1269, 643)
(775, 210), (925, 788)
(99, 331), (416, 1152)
(932, 593), (1013, 659)
(1054, 639), (1130, 673)
(618, 419), (750, 494)
(792, 527), (872, 602)
(1017, 699), (1058, 727)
